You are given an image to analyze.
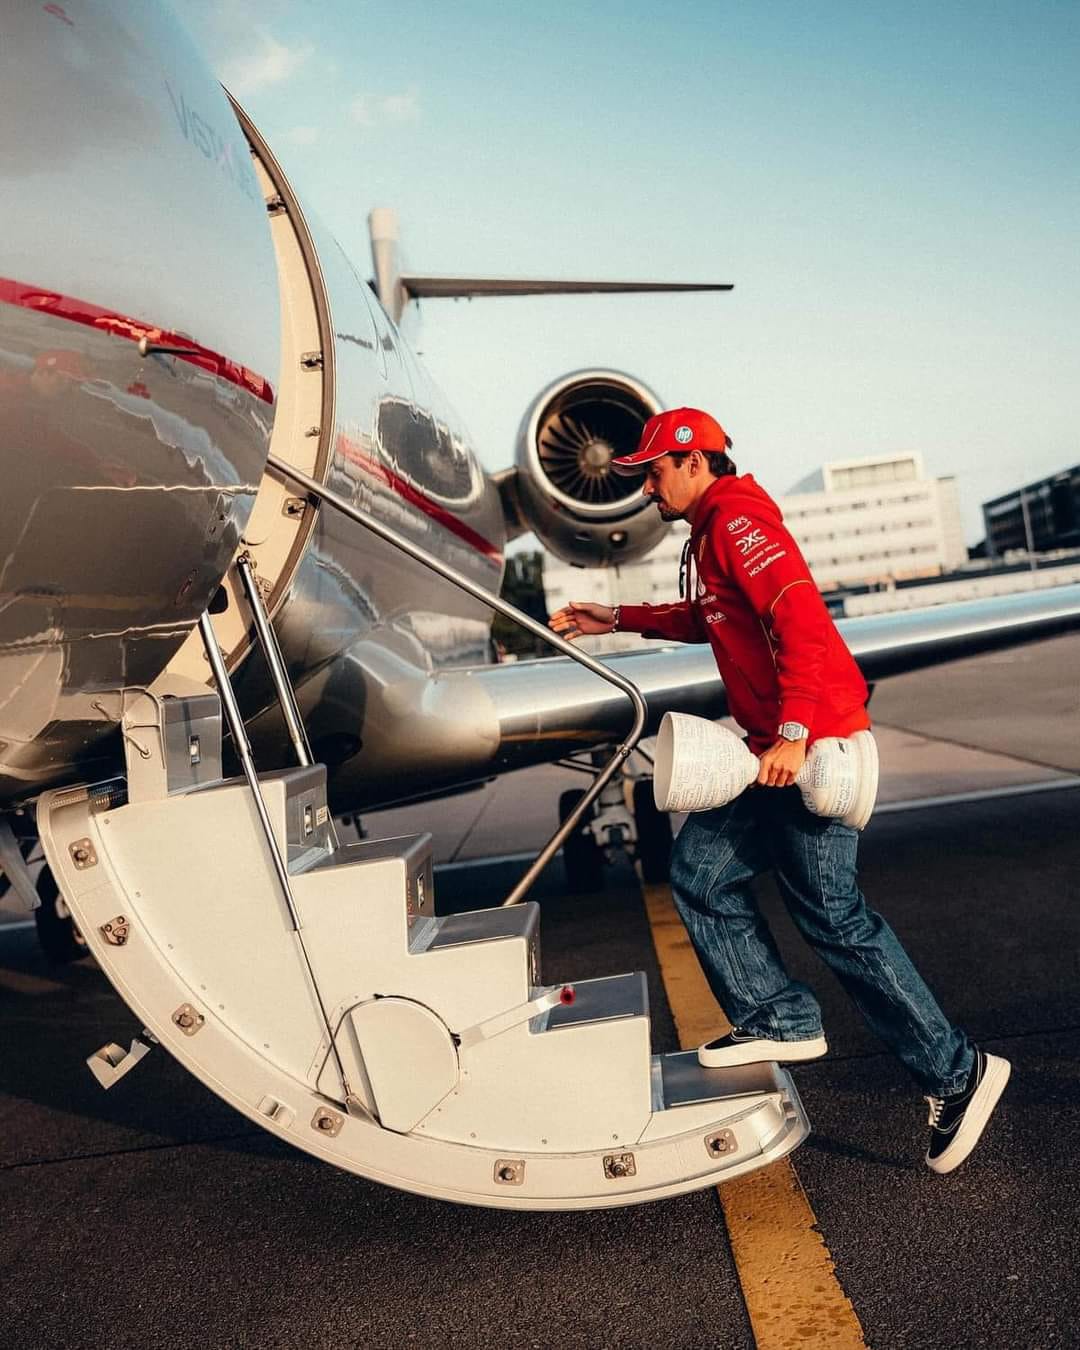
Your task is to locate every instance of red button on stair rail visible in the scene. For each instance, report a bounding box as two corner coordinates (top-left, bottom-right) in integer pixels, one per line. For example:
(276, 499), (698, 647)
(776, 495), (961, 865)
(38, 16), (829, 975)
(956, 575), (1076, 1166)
(559, 985), (576, 1006)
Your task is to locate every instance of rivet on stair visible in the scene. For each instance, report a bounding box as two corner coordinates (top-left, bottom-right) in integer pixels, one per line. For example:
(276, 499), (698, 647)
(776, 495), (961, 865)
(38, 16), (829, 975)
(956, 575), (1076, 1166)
(604, 1152), (637, 1179)
(705, 1129), (737, 1158)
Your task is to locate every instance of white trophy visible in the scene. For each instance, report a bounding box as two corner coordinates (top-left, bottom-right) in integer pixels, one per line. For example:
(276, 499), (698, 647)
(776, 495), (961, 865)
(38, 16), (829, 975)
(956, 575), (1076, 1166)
(653, 712), (879, 830)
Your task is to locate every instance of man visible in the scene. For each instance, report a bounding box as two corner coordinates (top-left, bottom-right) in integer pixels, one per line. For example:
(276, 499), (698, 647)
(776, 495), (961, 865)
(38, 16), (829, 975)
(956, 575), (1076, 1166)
(549, 407), (1009, 1174)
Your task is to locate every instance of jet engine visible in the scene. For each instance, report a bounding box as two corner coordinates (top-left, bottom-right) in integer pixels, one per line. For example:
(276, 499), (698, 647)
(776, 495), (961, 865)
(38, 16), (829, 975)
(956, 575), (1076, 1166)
(507, 371), (667, 566)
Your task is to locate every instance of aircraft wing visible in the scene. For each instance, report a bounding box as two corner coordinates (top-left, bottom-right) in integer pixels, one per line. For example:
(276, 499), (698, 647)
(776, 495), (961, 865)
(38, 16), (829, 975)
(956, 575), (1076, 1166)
(442, 584), (1080, 776)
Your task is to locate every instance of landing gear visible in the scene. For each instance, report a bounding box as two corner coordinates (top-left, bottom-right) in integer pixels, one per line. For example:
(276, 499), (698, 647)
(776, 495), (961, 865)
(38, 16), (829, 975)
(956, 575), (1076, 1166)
(1, 832), (85, 962)
(559, 788), (605, 892)
(557, 748), (674, 889)
(34, 865), (88, 963)
(632, 780), (673, 883)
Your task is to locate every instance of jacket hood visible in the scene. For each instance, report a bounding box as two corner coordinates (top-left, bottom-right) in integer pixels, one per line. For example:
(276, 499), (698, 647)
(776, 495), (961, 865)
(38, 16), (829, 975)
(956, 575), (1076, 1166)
(692, 474), (783, 539)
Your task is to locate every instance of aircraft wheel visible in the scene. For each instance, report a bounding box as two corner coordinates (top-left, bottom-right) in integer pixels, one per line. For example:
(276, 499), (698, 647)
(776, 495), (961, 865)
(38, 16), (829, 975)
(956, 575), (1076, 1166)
(633, 780), (673, 883)
(559, 789), (604, 892)
(34, 865), (89, 964)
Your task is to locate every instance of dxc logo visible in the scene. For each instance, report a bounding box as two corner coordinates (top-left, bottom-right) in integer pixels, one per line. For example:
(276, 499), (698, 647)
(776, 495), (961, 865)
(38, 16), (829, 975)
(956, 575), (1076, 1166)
(735, 529), (768, 556)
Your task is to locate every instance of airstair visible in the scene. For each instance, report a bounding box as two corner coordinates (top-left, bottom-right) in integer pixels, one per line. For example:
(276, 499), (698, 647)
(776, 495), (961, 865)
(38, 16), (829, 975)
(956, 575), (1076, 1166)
(36, 464), (808, 1210)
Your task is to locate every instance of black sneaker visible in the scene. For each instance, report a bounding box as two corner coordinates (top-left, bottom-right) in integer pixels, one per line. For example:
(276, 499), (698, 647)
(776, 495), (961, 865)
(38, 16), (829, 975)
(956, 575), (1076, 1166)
(698, 1026), (828, 1068)
(925, 1048), (1011, 1174)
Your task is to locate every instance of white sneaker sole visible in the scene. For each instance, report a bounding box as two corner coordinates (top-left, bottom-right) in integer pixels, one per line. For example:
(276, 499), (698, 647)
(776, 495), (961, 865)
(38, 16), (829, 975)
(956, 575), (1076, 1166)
(926, 1052), (1011, 1175)
(697, 1034), (829, 1068)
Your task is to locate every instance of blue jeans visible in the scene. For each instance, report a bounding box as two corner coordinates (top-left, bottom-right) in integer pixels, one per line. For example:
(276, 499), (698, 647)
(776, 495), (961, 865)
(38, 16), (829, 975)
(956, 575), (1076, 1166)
(669, 786), (974, 1097)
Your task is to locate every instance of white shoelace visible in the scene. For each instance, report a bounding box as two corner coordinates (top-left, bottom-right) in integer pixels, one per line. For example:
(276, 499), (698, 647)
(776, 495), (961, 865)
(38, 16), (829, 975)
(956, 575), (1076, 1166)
(925, 1095), (944, 1127)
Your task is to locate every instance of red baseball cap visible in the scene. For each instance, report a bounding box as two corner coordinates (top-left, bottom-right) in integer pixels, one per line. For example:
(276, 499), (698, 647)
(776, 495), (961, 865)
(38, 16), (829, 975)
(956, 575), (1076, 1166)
(611, 406), (732, 475)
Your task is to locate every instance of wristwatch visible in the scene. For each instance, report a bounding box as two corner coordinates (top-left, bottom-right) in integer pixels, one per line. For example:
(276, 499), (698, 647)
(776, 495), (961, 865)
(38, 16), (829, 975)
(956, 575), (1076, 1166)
(778, 721), (810, 742)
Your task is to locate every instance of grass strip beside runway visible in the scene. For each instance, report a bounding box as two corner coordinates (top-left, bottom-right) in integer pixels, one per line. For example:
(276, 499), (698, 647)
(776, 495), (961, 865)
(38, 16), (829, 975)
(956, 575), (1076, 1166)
(641, 881), (867, 1350)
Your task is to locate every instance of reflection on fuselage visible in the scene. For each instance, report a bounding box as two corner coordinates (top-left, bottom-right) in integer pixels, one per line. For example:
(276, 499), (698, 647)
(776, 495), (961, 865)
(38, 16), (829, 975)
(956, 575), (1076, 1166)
(0, 0), (509, 813)
(2, 0), (284, 706)
(225, 197), (507, 810)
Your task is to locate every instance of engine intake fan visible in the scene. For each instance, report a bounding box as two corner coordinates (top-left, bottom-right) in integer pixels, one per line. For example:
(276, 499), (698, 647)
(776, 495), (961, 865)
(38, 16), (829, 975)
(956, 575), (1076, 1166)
(513, 370), (669, 566)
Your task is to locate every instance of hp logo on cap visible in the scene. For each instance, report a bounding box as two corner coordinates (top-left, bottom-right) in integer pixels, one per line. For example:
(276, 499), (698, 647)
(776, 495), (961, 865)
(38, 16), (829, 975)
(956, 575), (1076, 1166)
(674, 425), (693, 444)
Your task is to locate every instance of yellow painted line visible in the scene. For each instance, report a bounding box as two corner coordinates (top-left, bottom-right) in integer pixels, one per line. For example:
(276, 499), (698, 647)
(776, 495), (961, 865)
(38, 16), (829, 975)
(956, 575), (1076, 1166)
(642, 881), (867, 1350)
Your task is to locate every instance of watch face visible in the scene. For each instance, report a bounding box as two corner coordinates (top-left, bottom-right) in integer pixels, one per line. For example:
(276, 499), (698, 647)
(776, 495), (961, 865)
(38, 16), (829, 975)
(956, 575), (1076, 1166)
(780, 722), (809, 741)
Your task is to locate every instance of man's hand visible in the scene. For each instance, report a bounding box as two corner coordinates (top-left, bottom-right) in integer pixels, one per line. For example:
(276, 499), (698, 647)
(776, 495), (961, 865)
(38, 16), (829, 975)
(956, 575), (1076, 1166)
(757, 737), (807, 788)
(548, 601), (615, 642)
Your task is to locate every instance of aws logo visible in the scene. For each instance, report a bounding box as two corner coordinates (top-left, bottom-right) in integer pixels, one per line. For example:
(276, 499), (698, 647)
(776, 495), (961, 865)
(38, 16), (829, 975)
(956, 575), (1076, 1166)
(726, 515), (751, 533)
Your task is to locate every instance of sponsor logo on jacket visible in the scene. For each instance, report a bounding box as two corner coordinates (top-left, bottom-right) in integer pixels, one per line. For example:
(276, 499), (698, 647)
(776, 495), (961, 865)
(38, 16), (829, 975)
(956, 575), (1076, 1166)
(734, 528), (768, 556)
(748, 550), (787, 577)
(726, 515), (751, 533)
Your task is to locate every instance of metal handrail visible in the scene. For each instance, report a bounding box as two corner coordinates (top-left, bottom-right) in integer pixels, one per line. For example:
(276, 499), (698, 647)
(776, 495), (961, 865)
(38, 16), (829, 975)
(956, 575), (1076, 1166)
(264, 453), (648, 907)
(198, 613), (363, 1114)
(235, 553), (340, 851)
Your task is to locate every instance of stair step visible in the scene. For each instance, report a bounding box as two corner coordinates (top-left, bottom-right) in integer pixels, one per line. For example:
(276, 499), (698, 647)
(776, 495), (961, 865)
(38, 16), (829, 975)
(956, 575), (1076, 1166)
(271, 765), (332, 864)
(658, 1051), (789, 1107)
(544, 972), (648, 1031)
(156, 764), (335, 867)
(310, 832), (434, 929)
(426, 904), (538, 950)
(160, 693), (223, 790)
(316, 832), (431, 870)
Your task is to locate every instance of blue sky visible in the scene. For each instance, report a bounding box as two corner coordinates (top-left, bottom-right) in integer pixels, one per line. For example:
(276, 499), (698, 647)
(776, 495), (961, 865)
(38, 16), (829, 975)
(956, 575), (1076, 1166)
(180, 1), (1079, 543)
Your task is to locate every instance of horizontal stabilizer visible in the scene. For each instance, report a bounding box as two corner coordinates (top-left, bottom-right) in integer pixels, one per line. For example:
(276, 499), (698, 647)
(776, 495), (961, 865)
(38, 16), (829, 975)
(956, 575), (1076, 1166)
(400, 276), (733, 300)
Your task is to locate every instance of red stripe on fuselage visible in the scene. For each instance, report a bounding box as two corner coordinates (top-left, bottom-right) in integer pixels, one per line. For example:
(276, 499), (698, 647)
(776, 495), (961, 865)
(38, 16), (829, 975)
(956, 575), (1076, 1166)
(0, 275), (502, 564)
(0, 276), (274, 404)
(336, 436), (503, 566)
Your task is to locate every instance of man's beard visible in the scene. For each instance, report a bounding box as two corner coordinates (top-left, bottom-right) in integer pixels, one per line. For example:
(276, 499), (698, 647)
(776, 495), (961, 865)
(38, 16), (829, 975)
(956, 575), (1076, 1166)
(655, 501), (684, 521)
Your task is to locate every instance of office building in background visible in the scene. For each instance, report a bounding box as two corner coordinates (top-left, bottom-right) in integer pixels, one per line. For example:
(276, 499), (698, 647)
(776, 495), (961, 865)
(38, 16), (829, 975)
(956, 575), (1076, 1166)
(983, 465), (1080, 557)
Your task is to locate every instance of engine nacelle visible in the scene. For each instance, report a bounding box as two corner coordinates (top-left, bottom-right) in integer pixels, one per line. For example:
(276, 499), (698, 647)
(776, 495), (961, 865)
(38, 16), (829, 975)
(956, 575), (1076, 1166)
(511, 370), (667, 566)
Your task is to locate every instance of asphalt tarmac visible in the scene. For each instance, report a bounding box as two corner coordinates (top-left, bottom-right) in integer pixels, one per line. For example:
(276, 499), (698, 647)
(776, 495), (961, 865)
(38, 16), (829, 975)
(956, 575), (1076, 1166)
(2, 634), (1079, 1349)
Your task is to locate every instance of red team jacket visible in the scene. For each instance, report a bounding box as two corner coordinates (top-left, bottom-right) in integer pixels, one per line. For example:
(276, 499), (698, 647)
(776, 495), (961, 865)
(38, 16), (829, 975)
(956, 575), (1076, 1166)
(618, 474), (870, 754)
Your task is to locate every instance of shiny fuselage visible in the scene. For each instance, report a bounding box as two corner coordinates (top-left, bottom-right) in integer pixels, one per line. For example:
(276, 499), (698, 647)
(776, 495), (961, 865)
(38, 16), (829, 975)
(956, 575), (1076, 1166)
(0, 0), (505, 810)
(238, 214), (508, 802)
(0, 1), (277, 798)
